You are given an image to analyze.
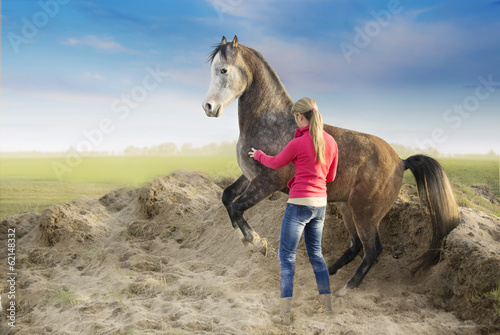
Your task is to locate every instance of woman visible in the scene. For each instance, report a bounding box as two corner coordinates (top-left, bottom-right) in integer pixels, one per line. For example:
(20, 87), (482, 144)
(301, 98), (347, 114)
(249, 97), (338, 325)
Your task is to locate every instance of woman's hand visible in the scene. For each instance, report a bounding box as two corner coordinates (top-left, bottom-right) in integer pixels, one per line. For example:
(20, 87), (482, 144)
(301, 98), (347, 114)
(248, 148), (258, 158)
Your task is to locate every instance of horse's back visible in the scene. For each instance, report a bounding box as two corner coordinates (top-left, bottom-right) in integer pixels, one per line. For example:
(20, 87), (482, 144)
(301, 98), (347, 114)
(324, 124), (405, 202)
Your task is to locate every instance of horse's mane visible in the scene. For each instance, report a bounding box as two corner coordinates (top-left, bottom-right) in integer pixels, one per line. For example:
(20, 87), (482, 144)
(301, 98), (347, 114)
(207, 43), (227, 63)
(244, 47), (292, 102)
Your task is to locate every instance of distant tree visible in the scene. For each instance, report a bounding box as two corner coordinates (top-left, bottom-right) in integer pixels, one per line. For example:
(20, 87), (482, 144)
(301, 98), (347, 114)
(157, 142), (178, 155)
(487, 149), (497, 156)
(123, 141), (238, 156)
(124, 145), (141, 155)
(218, 141), (237, 155)
(181, 143), (194, 155)
(202, 143), (218, 154)
(390, 143), (415, 158)
(390, 143), (440, 158)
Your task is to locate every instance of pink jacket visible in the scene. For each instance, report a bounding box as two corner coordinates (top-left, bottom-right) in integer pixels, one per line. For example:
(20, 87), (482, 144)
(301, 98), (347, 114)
(254, 125), (338, 198)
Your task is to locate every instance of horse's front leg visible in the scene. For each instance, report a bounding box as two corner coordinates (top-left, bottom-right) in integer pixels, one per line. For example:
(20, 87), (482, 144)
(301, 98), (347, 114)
(222, 174), (250, 228)
(229, 174), (284, 256)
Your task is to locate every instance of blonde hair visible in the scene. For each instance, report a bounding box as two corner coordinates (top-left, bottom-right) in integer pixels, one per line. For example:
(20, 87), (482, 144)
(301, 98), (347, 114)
(291, 97), (325, 164)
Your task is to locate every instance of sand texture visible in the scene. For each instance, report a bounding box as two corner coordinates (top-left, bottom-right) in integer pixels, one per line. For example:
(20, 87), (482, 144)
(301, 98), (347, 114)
(1, 170), (499, 334)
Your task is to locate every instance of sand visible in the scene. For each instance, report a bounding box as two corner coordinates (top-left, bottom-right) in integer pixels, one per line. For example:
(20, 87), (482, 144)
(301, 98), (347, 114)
(1, 170), (499, 334)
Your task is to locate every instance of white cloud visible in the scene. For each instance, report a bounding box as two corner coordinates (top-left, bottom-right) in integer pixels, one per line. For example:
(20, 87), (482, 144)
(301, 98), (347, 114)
(85, 72), (107, 81)
(205, 0), (276, 21)
(235, 9), (488, 94)
(64, 35), (131, 53)
(355, 14), (463, 69)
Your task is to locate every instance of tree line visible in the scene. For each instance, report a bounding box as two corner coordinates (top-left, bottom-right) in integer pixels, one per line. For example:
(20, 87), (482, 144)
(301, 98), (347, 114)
(123, 141), (237, 156)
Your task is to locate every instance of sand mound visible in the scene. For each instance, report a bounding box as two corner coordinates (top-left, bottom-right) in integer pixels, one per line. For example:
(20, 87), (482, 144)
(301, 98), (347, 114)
(1, 170), (499, 334)
(418, 208), (500, 325)
(38, 197), (110, 245)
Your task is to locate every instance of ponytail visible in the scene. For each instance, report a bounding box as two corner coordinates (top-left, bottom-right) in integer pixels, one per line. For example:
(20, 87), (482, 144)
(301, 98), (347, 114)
(291, 97), (326, 164)
(309, 107), (326, 164)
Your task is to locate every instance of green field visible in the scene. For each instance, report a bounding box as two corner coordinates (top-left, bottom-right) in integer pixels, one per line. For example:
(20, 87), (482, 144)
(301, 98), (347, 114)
(0, 155), (241, 219)
(403, 156), (500, 217)
(1, 154), (499, 220)
(403, 156), (500, 194)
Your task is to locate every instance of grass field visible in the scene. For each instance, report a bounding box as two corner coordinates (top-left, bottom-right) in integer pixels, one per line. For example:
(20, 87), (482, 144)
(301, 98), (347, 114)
(0, 155), (241, 219)
(403, 156), (500, 194)
(403, 156), (500, 217)
(1, 154), (499, 220)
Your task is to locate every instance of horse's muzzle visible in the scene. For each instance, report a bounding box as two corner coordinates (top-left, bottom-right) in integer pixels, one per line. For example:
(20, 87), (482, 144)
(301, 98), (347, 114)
(203, 102), (223, 117)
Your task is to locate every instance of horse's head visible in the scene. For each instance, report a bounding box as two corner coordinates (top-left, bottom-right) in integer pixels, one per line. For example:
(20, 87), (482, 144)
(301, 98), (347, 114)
(203, 36), (249, 117)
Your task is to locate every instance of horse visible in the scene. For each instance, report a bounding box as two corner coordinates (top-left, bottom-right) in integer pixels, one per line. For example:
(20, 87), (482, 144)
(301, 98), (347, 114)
(202, 36), (460, 294)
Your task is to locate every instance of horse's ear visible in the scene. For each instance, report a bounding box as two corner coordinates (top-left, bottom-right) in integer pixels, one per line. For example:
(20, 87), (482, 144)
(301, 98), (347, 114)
(232, 35), (239, 48)
(221, 36), (227, 45)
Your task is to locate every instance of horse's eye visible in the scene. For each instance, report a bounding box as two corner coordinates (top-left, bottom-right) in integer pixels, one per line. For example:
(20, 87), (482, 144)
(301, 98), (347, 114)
(220, 68), (227, 74)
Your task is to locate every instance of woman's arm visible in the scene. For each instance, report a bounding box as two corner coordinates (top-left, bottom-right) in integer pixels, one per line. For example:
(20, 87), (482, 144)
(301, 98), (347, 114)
(249, 139), (298, 170)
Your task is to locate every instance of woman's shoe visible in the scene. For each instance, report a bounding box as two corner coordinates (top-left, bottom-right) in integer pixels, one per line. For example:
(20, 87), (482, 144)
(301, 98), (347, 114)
(319, 293), (333, 314)
(271, 297), (292, 325)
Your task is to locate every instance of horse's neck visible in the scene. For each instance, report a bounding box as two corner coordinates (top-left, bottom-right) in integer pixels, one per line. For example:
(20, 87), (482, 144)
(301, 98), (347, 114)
(237, 51), (295, 136)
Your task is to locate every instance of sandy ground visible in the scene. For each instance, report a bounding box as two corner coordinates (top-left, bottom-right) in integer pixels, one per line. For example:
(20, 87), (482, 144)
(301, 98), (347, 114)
(1, 170), (499, 334)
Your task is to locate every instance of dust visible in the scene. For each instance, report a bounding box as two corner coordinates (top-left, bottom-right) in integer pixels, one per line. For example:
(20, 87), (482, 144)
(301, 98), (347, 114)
(0, 170), (498, 334)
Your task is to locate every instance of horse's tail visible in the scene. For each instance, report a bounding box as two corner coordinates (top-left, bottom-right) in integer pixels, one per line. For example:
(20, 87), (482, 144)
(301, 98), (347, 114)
(403, 154), (460, 272)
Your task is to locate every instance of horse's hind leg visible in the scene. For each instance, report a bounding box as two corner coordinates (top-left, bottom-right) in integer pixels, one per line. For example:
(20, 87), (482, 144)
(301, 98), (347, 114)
(343, 220), (383, 290)
(336, 196), (388, 295)
(222, 174), (250, 228)
(328, 202), (362, 275)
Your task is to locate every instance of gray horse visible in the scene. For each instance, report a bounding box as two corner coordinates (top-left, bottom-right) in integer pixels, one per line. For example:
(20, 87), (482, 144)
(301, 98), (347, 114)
(202, 36), (460, 294)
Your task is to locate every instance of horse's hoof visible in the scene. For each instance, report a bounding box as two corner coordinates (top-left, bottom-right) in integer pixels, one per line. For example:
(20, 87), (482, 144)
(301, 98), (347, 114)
(251, 238), (268, 257)
(334, 286), (350, 297)
(328, 267), (338, 276)
(241, 236), (268, 256)
(257, 238), (268, 257)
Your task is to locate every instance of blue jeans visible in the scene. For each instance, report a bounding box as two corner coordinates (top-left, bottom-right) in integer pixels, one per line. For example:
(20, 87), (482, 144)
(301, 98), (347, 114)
(279, 203), (331, 298)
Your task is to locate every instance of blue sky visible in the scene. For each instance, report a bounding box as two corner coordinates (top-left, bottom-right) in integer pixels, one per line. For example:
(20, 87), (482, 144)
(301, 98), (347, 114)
(1, 0), (499, 154)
